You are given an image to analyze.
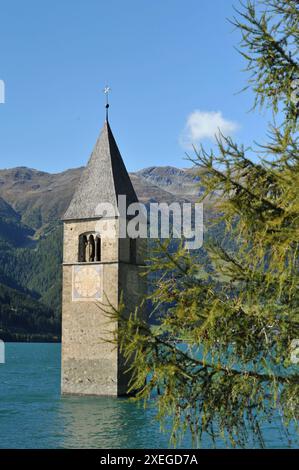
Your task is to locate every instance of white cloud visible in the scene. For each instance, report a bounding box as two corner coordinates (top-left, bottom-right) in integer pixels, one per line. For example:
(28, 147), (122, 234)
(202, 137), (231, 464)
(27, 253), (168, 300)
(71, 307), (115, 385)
(180, 110), (239, 148)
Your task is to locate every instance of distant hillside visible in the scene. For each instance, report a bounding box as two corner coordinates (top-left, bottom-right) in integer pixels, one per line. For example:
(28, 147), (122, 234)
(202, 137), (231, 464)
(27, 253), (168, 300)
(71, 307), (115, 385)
(0, 167), (82, 235)
(0, 281), (60, 342)
(136, 166), (205, 202)
(0, 164), (216, 342)
(0, 217), (62, 342)
(0, 196), (34, 247)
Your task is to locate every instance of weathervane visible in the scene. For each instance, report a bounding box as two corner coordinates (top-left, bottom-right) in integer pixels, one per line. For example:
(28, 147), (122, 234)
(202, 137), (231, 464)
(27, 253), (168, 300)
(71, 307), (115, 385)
(103, 86), (111, 120)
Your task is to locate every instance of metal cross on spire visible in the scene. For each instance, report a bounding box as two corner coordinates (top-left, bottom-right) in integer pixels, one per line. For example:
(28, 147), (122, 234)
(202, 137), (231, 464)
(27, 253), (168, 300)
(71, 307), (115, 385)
(103, 86), (111, 121)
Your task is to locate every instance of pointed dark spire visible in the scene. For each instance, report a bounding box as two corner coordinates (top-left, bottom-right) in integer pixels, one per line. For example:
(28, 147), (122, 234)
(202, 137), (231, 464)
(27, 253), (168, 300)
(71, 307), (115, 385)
(63, 121), (138, 220)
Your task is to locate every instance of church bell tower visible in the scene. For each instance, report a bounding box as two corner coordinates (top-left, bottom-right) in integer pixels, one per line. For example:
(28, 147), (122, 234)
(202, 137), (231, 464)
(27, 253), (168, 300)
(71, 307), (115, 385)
(61, 103), (146, 396)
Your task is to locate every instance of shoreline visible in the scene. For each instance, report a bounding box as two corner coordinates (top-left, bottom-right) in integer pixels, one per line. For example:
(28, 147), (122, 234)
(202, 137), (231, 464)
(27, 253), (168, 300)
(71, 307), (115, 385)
(0, 332), (61, 343)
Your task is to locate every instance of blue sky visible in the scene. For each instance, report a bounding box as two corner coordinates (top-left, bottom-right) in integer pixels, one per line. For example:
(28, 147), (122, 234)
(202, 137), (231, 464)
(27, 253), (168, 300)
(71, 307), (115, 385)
(0, 0), (271, 173)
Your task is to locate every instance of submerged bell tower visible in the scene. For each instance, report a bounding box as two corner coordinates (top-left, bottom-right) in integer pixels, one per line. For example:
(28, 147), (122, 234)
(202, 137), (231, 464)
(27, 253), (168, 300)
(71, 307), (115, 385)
(61, 97), (146, 396)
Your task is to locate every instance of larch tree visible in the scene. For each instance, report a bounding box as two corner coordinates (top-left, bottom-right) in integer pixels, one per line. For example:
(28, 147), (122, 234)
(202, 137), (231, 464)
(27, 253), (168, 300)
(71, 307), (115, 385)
(108, 0), (299, 447)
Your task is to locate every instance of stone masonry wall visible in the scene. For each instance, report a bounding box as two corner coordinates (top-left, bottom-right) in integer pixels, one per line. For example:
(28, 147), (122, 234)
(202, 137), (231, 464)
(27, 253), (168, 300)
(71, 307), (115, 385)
(61, 218), (147, 396)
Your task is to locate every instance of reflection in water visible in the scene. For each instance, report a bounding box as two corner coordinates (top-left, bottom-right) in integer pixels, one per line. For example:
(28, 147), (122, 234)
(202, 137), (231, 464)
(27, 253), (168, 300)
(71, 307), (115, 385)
(58, 396), (171, 449)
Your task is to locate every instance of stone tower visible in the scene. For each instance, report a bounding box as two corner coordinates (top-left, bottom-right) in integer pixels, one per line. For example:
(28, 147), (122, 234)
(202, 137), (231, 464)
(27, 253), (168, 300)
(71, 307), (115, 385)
(61, 117), (146, 396)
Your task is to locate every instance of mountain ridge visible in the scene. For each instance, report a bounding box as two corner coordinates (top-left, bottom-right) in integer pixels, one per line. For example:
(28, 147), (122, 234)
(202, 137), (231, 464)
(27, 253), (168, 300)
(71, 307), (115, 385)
(0, 165), (204, 234)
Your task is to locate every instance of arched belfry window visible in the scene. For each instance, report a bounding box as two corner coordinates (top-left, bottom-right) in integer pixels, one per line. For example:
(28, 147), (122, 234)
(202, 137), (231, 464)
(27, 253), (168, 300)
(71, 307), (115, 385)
(78, 234), (87, 262)
(78, 233), (97, 262)
(88, 235), (95, 262)
(95, 236), (101, 262)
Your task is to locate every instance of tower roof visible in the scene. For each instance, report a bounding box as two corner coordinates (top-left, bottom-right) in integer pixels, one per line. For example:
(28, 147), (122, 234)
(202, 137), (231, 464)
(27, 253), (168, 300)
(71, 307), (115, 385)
(63, 120), (138, 220)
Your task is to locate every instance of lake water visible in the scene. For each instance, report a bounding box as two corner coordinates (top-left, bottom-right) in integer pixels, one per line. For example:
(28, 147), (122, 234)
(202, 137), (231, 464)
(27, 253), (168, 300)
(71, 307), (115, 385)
(0, 343), (296, 449)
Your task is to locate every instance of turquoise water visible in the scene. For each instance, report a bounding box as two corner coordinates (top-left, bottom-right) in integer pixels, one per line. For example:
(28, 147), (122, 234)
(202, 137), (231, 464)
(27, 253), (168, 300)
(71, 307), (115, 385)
(0, 343), (296, 448)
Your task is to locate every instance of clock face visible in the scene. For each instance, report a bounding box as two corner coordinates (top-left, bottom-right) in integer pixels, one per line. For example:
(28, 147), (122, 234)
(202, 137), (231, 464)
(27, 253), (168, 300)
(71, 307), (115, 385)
(72, 265), (103, 301)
